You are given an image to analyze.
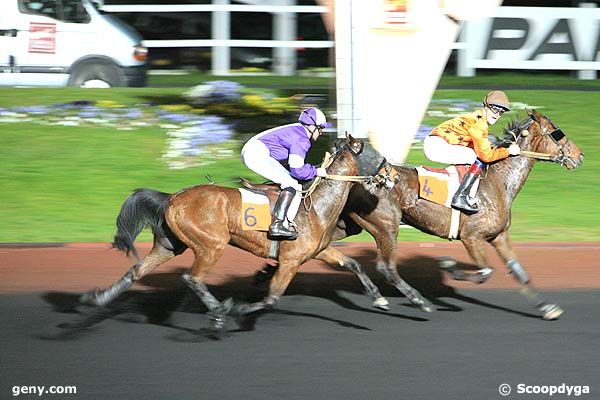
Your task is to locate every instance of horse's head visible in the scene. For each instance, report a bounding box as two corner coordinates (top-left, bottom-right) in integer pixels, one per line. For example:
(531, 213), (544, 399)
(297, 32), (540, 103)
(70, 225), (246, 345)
(503, 110), (584, 170)
(332, 132), (388, 177)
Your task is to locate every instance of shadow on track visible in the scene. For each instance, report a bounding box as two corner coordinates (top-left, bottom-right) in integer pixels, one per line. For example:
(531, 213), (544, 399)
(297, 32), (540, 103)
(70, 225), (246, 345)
(40, 253), (538, 340)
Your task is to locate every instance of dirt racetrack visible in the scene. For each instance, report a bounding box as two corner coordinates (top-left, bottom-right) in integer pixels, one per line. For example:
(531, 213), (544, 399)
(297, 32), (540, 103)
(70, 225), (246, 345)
(1, 241), (599, 294)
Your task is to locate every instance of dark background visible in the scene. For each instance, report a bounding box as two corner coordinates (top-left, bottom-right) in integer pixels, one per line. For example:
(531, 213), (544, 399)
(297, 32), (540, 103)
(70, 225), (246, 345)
(102, 0), (600, 71)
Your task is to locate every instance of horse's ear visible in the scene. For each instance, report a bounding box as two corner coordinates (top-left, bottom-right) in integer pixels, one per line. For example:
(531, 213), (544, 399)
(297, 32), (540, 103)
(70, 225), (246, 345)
(526, 108), (541, 122)
(345, 131), (351, 141)
(529, 109), (542, 122)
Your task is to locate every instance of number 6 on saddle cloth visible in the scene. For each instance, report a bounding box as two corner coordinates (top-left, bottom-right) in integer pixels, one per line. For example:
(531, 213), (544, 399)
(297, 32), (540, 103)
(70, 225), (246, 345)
(239, 188), (273, 231)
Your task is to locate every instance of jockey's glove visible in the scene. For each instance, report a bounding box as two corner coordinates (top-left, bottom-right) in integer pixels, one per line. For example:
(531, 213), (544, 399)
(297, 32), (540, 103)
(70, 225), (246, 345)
(508, 143), (521, 156)
(316, 167), (328, 177)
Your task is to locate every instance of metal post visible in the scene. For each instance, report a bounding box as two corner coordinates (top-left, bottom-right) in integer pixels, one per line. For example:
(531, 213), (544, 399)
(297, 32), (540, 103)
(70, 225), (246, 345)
(456, 21), (475, 77)
(273, 0), (297, 76)
(335, 0), (367, 138)
(212, 0), (231, 75)
(578, 3), (597, 80)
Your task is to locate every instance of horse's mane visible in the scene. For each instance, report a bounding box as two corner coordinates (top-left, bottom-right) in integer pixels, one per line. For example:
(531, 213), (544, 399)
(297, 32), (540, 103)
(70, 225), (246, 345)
(491, 116), (534, 147)
(503, 116), (535, 140)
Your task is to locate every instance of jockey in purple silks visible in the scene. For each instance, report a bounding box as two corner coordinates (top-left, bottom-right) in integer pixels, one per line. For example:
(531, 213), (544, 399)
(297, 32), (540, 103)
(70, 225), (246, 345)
(241, 107), (331, 240)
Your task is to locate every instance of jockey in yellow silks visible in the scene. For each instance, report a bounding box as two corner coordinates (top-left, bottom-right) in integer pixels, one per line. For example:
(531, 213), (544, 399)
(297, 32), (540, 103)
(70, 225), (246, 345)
(423, 91), (521, 214)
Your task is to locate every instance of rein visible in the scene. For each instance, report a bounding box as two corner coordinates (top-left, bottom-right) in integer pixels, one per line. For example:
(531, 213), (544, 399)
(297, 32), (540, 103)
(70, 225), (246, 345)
(301, 148), (390, 210)
(300, 151), (376, 198)
(520, 150), (555, 161)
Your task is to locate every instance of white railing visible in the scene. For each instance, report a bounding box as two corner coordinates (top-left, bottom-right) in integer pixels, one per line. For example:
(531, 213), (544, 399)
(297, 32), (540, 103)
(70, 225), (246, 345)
(102, 4), (327, 13)
(101, 3), (333, 75)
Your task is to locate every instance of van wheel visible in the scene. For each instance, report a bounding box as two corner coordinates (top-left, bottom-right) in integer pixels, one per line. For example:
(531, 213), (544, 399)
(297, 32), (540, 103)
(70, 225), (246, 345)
(67, 60), (125, 88)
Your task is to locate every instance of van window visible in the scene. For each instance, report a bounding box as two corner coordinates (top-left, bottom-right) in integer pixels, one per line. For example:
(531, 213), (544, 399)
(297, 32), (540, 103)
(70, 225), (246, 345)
(18, 0), (91, 24)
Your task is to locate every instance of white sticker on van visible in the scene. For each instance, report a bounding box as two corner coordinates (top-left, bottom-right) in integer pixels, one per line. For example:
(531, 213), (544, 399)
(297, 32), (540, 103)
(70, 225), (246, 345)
(29, 22), (56, 54)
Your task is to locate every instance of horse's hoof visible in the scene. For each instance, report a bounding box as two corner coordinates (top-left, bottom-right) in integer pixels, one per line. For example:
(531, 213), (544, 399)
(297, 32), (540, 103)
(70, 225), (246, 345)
(207, 313), (227, 332)
(79, 289), (102, 306)
(473, 267), (493, 284)
(436, 257), (457, 271)
(417, 299), (434, 313)
(373, 297), (390, 311)
(540, 304), (564, 321)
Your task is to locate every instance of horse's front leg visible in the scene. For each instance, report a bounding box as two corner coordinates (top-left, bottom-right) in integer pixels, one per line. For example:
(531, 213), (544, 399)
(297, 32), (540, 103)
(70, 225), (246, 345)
(180, 238), (236, 332)
(447, 236), (494, 284)
(490, 231), (563, 320)
(315, 246), (389, 310)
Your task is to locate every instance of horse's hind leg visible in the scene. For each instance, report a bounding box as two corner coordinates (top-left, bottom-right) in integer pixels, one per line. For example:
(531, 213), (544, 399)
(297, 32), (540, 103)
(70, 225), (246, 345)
(315, 247), (389, 310)
(80, 240), (176, 306)
(180, 240), (232, 330)
(490, 231), (563, 320)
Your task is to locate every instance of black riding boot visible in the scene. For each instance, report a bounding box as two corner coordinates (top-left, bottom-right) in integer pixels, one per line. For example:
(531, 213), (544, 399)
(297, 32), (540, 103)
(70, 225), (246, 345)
(451, 160), (485, 214)
(451, 173), (480, 214)
(268, 187), (298, 240)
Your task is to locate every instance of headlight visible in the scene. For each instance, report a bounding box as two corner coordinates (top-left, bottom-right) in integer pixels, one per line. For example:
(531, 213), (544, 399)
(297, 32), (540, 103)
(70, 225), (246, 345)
(133, 45), (148, 62)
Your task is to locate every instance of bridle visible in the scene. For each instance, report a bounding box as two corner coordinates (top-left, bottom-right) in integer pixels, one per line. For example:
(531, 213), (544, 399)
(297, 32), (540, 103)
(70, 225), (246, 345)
(300, 141), (394, 199)
(331, 139), (395, 188)
(509, 116), (574, 167)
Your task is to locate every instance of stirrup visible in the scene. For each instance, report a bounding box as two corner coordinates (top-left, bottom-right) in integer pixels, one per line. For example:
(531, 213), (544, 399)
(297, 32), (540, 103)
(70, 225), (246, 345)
(268, 221), (298, 240)
(451, 195), (479, 214)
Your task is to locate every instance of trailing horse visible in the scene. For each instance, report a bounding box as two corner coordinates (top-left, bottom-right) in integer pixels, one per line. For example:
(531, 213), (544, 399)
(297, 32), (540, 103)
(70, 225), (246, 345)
(317, 110), (584, 320)
(80, 134), (389, 330)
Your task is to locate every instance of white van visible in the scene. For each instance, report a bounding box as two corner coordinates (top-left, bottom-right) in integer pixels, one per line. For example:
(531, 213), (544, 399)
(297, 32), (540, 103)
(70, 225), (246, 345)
(0, 0), (147, 87)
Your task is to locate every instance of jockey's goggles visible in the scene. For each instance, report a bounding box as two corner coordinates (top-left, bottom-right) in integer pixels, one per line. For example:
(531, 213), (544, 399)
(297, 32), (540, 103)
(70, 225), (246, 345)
(488, 104), (508, 115)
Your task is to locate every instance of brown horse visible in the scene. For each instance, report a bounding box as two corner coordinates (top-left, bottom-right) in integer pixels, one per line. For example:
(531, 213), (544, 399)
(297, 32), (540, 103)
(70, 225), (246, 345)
(80, 134), (389, 330)
(311, 110), (584, 320)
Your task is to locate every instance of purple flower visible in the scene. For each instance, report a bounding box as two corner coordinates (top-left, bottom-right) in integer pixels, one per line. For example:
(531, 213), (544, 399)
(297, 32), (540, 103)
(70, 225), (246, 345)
(415, 125), (434, 141)
(14, 105), (51, 115)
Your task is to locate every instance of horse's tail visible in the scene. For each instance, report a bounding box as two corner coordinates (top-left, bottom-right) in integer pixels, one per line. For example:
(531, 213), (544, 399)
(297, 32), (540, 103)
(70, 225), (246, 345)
(112, 188), (171, 261)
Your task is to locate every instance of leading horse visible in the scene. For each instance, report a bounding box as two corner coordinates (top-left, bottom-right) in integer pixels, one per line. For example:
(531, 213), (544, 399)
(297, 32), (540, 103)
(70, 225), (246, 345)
(80, 134), (388, 330)
(313, 109), (584, 320)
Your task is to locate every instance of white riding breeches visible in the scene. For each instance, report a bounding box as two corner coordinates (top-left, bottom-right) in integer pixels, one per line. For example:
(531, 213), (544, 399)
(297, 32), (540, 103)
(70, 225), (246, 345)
(423, 135), (477, 165)
(241, 139), (302, 221)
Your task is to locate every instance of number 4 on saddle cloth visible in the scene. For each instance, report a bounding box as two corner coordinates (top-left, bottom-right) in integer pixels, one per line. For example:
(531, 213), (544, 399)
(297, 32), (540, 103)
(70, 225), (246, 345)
(417, 165), (477, 207)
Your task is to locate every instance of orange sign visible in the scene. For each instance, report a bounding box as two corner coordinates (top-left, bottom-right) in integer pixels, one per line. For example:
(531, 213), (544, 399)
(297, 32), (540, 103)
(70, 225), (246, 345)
(29, 22), (56, 54)
(418, 175), (449, 206)
(383, 0), (409, 26)
(241, 203), (271, 231)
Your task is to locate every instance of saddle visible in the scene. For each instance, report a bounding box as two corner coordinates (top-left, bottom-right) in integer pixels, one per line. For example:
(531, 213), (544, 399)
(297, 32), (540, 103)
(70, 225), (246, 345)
(416, 164), (471, 208)
(420, 164), (469, 182)
(240, 177), (280, 201)
(238, 178), (281, 231)
(416, 164), (473, 240)
(238, 178), (293, 257)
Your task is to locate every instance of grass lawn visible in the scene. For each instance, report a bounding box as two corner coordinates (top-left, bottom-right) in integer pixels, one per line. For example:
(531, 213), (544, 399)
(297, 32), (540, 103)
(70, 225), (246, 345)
(1, 74), (598, 243)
